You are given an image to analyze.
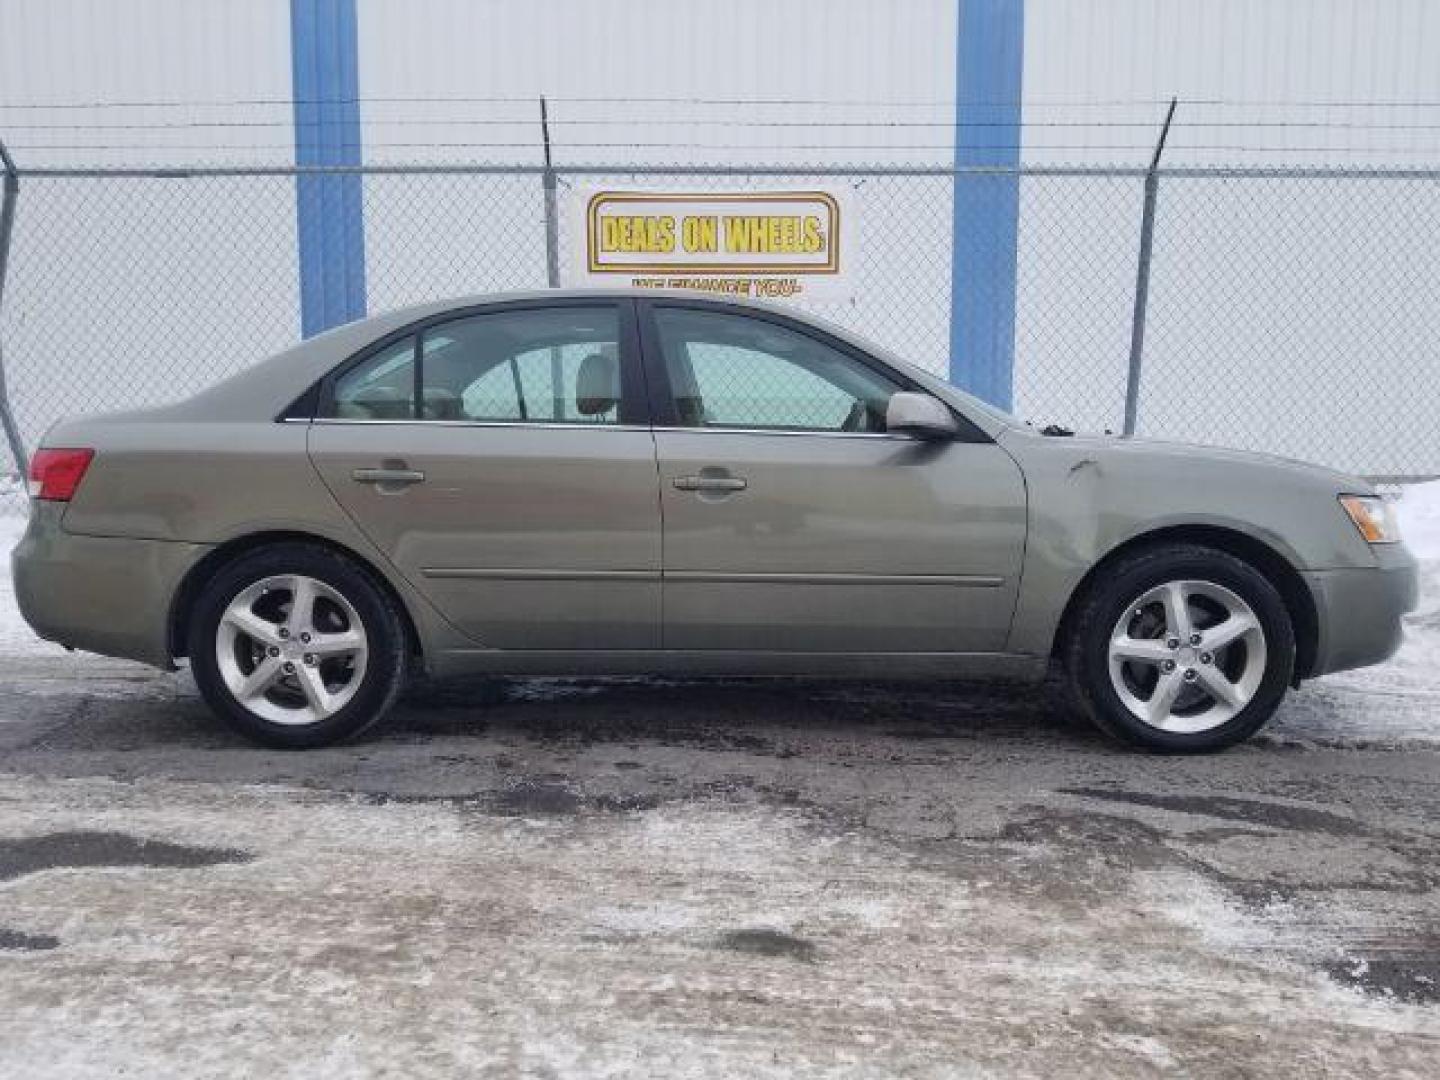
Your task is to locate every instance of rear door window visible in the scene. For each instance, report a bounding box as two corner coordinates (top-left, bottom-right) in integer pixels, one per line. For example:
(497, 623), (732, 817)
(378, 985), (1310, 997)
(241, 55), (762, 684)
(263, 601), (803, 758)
(332, 337), (417, 420)
(325, 305), (627, 424)
(419, 307), (622, 424)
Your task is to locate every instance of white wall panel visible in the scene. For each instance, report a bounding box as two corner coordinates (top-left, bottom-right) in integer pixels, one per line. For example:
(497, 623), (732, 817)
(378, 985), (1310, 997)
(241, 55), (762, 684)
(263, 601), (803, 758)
(0, 1), (300, 426)
(0, 0), (293, 168)
(6, 2), (1434, 168)
(1024, 0), (1440, 166)
(355, 0), (959, 167)
(1017, 0), (1440, 475)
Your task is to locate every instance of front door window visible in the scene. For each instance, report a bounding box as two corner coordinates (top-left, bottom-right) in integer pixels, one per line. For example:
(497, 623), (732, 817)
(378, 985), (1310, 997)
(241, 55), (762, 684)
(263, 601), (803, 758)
(651, 307), (900, 433)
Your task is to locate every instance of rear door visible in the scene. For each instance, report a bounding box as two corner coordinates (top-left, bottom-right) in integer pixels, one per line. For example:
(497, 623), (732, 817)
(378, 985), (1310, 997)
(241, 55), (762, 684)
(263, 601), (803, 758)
(640, 300), (1028, 653)
(308, 299), (662, 650)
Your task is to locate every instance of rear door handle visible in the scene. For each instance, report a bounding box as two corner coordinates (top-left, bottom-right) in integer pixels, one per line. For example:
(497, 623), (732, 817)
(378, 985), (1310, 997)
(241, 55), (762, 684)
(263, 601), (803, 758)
(352, 467), (426, 486)
(672, 475), (747, 492)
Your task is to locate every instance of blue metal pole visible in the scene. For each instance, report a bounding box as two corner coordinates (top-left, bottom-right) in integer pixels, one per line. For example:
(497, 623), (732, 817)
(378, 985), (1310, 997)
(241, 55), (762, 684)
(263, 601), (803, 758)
(291, 0), (366, 337)
(949, 0), (1024, 409)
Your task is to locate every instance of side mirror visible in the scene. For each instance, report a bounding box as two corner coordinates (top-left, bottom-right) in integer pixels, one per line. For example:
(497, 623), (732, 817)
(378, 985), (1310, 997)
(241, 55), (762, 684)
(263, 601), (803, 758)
(886, 392), (959, 439)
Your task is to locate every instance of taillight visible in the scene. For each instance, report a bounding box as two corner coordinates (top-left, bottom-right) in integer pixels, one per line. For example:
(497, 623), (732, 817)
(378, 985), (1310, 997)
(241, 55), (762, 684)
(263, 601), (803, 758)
(27, 448), (95, 502)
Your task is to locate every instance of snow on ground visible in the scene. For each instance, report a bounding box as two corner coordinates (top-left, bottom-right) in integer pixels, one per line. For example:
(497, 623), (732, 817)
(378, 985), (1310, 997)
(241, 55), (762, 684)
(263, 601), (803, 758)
(1, 482), (1438, 745)
(0, 511), (40, 656)
(1397, 479), (1440, 554)
(1, 772), (1434, 1078)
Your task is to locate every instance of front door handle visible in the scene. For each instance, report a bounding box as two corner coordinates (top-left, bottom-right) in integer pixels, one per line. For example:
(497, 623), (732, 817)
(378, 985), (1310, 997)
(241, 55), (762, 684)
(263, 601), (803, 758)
(672, 475), (747, 492)
(352, 466), (426, 486)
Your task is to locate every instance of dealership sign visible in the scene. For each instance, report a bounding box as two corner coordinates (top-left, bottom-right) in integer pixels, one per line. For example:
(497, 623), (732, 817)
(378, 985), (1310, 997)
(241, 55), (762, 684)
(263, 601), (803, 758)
(567, 187), (853, 301)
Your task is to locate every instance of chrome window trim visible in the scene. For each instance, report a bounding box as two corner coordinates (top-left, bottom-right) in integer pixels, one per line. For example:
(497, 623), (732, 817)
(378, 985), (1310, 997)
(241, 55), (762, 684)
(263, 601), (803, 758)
(650, 425), (918, 442)
(289, 417), (926, 440)
(301, 418), (649, 433)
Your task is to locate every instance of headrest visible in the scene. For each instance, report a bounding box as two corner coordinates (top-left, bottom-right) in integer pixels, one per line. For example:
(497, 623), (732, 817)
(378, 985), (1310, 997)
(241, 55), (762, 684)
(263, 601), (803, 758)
(575, 351), (619, 416)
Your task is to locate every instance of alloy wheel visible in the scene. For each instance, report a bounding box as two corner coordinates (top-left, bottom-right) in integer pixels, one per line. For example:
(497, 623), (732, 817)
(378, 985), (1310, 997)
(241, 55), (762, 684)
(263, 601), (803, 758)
(1107, 579), (1268, 734)
(215, 574), (369, 726)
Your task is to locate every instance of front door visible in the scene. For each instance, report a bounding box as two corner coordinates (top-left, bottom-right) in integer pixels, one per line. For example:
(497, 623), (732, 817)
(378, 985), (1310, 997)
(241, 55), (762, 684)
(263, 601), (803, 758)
(308, 299), (662, 650)
(641, 301), (1027, 653)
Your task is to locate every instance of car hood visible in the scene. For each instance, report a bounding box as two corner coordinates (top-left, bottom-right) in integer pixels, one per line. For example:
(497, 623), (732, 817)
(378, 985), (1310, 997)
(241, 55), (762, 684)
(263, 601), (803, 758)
(998, 428), (1373, 496)
(992, 426), (1384, 573)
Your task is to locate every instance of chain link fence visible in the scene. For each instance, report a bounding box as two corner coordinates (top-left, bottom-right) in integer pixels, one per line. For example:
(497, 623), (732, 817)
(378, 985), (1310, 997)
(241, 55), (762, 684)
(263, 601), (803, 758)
(1141, 171), (1440, 476)
(1, 162), (1438, 514)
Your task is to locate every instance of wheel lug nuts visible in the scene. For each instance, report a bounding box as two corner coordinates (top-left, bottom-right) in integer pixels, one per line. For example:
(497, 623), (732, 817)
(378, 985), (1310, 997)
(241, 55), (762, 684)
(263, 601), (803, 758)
(1166, 637), (1180, 650)
(1162, 659), (1176, 672)
(300, 633), (311, 644)
(278, 628), (290, 639)
(304, 654), (316, 666)
(1189, 633), (1202, 646)
(267, 646), (280, 657)
(1183, 669), (1198, 682)
(282, 661), (295, 674)
(1200, 652), (1213, 665)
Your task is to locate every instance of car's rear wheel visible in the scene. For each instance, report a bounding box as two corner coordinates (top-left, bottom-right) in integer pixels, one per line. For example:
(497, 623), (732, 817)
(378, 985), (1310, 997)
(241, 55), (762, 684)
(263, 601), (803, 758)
(1064, 544), (1295, 752)
(188, 543), (407, 748)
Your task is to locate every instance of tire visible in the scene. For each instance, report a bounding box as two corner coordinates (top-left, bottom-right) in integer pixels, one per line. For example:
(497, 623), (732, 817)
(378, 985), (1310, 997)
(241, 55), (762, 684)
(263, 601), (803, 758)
(1063, 543), (1295, 752)
(187, 542), (408, 748)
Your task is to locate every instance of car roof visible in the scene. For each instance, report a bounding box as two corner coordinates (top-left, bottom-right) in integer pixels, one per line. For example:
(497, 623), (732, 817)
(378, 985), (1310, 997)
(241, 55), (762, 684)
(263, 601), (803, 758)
(110, 288), (1009, 440)
(143, 290), (849, 422)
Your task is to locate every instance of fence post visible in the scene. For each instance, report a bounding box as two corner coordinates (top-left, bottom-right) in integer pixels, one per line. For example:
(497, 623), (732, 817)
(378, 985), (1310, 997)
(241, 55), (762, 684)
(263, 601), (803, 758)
(538, 98), (565, 418)
(0, 138), (28, 480)
(540, 96), (560, 289)
(1122, 97), (1177, 437)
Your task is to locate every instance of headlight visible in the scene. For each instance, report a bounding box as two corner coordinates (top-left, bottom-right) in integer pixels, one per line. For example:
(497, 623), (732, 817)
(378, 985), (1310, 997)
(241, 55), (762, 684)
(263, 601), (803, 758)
(1339, 495), (1401, 544)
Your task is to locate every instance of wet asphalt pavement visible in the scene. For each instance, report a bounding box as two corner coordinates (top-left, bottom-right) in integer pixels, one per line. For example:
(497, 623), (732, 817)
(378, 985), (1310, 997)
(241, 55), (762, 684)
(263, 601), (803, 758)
(0, 654), (1437, 1077)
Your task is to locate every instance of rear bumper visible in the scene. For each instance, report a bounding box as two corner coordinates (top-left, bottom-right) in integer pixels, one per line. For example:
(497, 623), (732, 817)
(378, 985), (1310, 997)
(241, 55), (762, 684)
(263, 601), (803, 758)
(10, 503), (209, 668)
(1303, 547), (1419, 678)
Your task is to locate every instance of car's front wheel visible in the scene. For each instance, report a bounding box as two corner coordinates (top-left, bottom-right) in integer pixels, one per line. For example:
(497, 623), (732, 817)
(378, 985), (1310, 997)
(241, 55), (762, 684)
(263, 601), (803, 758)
(1064, 544), (1296, 752)
(188, 543), (408, 748)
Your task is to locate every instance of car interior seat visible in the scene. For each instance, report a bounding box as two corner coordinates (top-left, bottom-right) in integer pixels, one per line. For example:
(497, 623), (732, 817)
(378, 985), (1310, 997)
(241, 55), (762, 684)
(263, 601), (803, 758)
(575, 351), (619, 420)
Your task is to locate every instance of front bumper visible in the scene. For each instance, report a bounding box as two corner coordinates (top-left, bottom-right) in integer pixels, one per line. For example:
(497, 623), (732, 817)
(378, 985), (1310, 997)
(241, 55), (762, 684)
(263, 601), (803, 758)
(1303, 545), (1420, 678)
(10, 503), (209, 668)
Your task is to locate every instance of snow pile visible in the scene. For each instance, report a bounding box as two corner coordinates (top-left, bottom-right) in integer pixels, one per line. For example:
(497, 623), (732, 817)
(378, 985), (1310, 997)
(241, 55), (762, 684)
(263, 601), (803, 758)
(1394, 479), (1440, 558)
(0, 510), (46, 656)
